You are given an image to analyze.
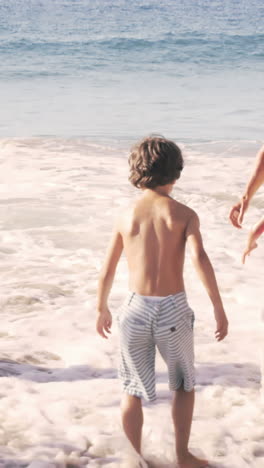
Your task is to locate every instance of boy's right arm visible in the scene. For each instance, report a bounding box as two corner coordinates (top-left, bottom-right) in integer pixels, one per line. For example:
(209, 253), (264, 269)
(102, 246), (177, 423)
(186, 212), (228, 341)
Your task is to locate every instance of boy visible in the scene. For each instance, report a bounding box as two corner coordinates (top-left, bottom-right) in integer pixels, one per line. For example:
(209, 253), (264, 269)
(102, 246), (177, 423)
(96, 136), (228, 468)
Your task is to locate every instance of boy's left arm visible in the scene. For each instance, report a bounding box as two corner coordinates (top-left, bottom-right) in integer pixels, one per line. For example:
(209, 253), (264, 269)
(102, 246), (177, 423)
(96, 221), (124, 338)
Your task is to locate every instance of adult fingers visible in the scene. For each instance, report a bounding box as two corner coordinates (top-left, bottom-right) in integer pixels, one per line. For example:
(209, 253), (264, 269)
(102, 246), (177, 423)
(242, 247), (251, 264)
(242, 251), (247, 264)
(242, 243), (257, 263)
(238, 199), (246, 225)
(229, 206), (242, 228)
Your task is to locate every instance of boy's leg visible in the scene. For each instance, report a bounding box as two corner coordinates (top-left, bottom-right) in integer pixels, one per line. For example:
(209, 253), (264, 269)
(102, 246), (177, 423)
(172, 387), (194, 459)
(121, 393), (143, 454)
(118, 294), (156, 456)
(172, 387), (208, 467)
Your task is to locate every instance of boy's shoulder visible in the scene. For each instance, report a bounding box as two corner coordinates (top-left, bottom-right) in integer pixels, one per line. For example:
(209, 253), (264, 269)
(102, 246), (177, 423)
(114, 201), (136, 226)
(167, 197), (197, 221)
(116, 197), (198, 227)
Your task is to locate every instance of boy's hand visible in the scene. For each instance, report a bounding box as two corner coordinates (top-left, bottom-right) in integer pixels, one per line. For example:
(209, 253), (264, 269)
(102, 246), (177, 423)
(214, 309), (228, 341)
(96, 308), (112, 339)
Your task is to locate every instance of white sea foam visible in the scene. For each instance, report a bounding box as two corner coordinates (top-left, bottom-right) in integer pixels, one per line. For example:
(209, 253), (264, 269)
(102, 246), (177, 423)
(0, 138), (263, 467)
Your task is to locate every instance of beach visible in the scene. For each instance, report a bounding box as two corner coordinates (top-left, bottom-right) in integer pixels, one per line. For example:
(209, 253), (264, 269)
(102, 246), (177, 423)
(0, 138), (263, 467)
(1, 0), (264, 466)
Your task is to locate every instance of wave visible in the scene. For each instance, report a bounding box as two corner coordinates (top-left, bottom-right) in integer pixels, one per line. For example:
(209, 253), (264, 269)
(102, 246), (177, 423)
(0, 136), (260, 156)
(1, 34), (263, 80)
(1, 33), (264, 61)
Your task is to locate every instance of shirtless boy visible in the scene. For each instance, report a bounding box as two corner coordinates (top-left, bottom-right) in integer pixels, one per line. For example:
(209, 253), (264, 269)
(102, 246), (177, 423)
(96, 136), (228, 468)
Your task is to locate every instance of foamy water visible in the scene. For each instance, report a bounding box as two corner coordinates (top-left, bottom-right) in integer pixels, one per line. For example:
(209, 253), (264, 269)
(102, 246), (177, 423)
(0, 138), (263, 467)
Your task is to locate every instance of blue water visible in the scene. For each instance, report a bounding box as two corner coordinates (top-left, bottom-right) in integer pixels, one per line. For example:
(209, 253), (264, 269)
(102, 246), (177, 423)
(0, 0), (264, 142)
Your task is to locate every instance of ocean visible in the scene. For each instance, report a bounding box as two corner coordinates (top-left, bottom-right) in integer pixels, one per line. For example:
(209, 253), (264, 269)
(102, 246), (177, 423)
(0, 0), (263, 142)
(0, 1), (264, 467)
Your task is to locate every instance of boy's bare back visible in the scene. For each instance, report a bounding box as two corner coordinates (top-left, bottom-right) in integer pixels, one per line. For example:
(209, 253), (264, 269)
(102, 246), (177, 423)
(119, 188), (194, 296)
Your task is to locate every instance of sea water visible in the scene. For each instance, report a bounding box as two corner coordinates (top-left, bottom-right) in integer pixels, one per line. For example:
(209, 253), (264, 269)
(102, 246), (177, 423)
(0, 1), (264, 467)
(0, 0), (263, 141)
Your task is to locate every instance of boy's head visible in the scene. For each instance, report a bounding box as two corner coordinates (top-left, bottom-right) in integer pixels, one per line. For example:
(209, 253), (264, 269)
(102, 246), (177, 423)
(128, 135), (183, 189)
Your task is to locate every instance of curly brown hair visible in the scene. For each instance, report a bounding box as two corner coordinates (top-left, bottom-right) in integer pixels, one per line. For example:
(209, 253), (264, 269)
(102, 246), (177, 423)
(128, 135), (184, 189)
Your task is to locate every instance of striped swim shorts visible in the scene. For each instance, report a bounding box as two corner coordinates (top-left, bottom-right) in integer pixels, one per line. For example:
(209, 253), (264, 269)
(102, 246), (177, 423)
(117, 291), (195, 401)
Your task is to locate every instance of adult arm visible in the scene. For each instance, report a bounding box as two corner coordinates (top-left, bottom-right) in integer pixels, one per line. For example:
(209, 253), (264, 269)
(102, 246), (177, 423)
(229, 145), (264, 228)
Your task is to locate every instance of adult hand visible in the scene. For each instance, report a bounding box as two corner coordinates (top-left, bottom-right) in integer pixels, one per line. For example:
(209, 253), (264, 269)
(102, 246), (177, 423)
(229, 197), (249, 228)
(242, 240), (258, 264)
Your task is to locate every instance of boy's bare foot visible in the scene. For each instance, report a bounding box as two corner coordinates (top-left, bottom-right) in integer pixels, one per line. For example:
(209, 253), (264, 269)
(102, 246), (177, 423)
(177, 452), (209, 468)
